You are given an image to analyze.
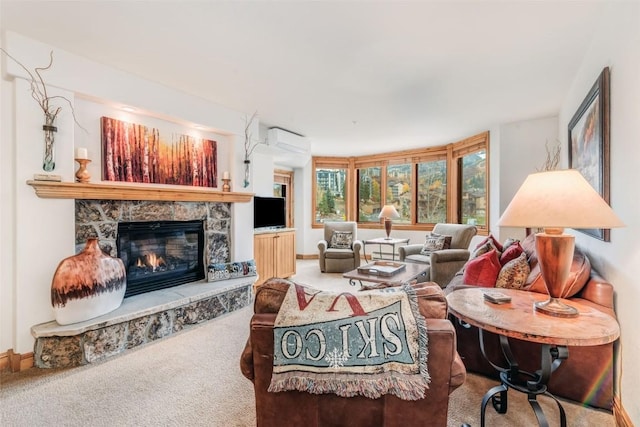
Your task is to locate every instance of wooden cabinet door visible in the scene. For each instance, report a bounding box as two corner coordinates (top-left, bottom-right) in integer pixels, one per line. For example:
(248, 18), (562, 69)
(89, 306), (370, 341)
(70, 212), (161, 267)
(254, 233), (276, 286)
(275, 231), (296, 278)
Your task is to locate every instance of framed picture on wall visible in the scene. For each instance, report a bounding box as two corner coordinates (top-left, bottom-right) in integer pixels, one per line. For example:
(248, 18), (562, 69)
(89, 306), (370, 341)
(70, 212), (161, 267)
(101, 116), (218, 188)
(568, 67), (610, 241)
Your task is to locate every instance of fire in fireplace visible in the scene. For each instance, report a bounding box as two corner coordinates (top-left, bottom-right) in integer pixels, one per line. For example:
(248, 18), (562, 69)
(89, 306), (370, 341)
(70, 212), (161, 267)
(117, 220), (205, 297)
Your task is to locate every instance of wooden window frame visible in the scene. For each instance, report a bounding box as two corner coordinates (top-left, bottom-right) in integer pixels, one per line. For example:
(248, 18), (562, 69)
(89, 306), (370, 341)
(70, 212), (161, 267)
(311, 132), (490, 233)
(274, 169), (294, 228)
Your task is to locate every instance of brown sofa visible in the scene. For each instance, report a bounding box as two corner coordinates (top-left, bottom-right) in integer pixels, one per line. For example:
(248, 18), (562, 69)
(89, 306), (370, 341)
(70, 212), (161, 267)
(446, 233), (617, 410)
(240, 278), (467, 427)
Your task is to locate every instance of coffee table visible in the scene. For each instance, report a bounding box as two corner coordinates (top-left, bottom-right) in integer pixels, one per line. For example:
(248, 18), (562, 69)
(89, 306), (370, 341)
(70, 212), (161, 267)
(343, 262), (428, 287)
(447, 287), (620, 427)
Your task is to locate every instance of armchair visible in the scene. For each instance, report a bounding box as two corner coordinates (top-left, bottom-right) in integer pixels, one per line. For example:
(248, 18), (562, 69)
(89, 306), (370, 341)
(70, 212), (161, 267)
(240, 278), (467, 427)
(398, 223), (477, 287)
(318, 221), (363, 273)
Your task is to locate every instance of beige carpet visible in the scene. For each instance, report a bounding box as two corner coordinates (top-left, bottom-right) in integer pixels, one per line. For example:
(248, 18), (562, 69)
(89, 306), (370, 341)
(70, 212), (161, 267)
(0, 260), (614, 426)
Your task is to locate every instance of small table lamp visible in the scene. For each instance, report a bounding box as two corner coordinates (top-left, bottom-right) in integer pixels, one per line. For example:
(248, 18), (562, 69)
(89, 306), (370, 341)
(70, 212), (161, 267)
(498, 169), (624, 317)
(379, 205), (401, 239)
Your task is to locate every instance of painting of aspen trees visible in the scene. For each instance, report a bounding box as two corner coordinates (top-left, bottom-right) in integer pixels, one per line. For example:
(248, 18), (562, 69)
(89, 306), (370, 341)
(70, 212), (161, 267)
(101, 116), (217, 187)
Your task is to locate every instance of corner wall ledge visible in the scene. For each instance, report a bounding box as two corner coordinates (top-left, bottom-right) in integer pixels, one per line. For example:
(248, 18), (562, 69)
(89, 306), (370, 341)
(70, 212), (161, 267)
(27, 180), (253, 203)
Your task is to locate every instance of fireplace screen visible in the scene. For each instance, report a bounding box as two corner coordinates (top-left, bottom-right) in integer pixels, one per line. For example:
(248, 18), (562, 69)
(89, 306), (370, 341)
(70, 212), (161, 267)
(117, 220), (205, 297)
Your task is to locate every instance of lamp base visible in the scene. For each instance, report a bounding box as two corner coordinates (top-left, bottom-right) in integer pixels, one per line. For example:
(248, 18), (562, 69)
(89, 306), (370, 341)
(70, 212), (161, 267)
(384, 218), (392, 239)
(534, 297), (578, 318)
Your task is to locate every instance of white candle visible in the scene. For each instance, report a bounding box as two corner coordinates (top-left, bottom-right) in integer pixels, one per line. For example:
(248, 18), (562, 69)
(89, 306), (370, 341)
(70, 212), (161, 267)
(223, 171), (230, 180)
(75, 147), (88, 160)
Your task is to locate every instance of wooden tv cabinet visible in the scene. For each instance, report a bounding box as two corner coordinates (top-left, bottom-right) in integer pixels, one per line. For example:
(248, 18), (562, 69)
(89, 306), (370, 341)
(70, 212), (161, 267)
(253, 228), (296, 287)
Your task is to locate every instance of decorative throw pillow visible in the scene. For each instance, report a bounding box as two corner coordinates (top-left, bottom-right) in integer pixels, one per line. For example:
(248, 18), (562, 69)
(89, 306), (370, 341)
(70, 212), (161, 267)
(435, 233), (453, 250)
(470, 242), (495, 260)
(501, 237), (520, 252)
(476, 235), (504, 253)
(330, 231), (353, 249)
(462, 249), (501, 287)
(500, 241), (524, 266)
(420, 232), (449, 255)
(495, 253), (530, 289)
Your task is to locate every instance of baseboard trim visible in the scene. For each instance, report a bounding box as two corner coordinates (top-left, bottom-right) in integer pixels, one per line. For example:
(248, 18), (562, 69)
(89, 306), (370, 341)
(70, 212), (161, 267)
(0, 350), (34, 373)
(613, 396), (633, 427)
(296, 254), (318, 260)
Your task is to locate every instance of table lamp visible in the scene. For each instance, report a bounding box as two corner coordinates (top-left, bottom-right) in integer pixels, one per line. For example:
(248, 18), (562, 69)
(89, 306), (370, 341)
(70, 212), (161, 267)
(498, 169), (624, 317)
(379, 205), (400, 239)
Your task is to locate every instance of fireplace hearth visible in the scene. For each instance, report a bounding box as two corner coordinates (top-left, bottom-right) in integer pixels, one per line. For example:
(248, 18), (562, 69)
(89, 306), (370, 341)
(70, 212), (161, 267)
(117, 220), (205, 297)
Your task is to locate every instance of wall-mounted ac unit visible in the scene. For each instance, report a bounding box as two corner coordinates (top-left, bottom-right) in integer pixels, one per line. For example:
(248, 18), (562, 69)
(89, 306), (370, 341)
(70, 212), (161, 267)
(267, 127), (310, 154)
(267, 127), (311, 167)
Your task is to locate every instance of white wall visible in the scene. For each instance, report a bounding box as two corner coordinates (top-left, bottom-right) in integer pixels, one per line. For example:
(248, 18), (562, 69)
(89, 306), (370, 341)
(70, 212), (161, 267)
(558, 2), (639, 422)
(252, 152), (275, 197)
(1, 32), (256, 354)
(497, 116), (559, 241)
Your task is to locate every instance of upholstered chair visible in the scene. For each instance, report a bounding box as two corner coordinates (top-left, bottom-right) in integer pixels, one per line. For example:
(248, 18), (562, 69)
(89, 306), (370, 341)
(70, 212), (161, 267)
(398, 223), (477, 287)
(240, 278), (467, 427)
(317, 221), (363, 273)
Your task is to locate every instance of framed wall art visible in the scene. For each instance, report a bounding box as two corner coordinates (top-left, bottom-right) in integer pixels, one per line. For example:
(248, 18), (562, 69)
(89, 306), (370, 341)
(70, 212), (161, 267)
(101, 116), (218, 188)
(568, 67), (610, 241)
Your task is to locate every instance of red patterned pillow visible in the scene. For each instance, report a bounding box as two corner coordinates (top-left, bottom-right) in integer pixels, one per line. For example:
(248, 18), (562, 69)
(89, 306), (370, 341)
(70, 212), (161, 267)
(462, 249), (501, 288)
(476, 234), (504, 253)
(500, 242), (524, 266)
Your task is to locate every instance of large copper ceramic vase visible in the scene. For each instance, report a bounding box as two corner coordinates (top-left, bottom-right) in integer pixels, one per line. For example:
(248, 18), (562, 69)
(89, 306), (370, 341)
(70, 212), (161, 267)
(51, 238), (127, 325)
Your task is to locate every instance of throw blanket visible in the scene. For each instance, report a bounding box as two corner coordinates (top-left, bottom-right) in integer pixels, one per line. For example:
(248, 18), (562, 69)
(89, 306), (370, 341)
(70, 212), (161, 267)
(268, 283), (429, 400)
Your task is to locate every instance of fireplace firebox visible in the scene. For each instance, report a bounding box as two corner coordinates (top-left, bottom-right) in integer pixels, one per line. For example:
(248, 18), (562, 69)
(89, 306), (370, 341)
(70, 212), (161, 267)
(117, 220), (205, 297)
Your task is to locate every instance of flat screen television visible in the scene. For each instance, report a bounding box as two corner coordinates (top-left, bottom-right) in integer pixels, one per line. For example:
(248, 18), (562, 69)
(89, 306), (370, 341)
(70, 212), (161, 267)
(253, 196), (286, 229)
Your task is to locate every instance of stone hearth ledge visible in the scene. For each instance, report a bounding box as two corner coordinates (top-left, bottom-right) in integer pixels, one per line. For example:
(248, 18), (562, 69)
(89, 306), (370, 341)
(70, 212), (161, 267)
(31, 277), (254, 368)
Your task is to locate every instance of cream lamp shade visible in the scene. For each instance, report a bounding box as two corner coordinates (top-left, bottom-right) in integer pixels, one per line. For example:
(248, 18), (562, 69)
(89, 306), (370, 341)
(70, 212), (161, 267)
(498, 169), (624, 317)
(497, 169), (623, 229)
(378, 205), (400, 239)
(378, 205), (401, 221)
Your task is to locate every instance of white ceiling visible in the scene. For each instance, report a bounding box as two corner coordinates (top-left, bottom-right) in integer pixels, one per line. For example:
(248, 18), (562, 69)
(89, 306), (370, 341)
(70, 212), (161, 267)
(1, 1), (607, 156)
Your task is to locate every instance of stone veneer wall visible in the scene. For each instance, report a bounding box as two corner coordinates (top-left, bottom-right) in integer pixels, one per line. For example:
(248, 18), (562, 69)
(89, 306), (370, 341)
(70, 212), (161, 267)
(74, 199), (232, 263)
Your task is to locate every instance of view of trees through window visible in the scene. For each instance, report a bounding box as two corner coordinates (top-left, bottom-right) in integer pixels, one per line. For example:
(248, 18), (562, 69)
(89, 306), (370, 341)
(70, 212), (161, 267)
(460, 149), (487, 226)
(315, 168), (347, 222)
(386, 164), (412, 224)
(312, 132), (489, 229)
(417, 160), (447, 223)
(358, 167), (381, 222)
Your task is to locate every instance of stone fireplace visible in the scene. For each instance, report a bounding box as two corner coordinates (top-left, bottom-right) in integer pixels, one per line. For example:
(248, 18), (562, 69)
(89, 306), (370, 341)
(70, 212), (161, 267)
(74, 199), (232, 264)
(30, 195), (255, 368)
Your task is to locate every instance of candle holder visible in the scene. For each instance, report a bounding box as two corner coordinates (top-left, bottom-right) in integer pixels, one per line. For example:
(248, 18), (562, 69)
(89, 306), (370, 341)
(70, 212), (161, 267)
(75, 158), (91, 183)
(222, 178), (231, 192)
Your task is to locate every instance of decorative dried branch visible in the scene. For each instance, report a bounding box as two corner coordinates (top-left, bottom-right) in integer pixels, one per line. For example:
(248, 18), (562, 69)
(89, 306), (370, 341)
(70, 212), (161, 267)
(1, 48), (86, 131)
(537, 140), (561, 172)
(243, 111), (264, 160)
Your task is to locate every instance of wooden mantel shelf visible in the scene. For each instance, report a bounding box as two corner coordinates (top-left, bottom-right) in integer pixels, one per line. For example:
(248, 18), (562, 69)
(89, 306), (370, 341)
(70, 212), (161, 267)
(27, 180), (254, 203)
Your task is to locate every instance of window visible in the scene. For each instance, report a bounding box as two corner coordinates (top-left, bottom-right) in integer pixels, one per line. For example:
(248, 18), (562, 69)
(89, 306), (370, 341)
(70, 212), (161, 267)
(386, 164), (412, 224)
(313, 158), (350, 224)
(357, 166), (381, 222)
(417, 159), (447, 224)
(311, 131), (489, 232)
(459, 149), (487, 227)
(452, 132), (489, 232)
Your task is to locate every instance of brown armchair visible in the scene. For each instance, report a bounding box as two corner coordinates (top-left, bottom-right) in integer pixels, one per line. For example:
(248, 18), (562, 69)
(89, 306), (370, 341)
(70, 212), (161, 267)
(240, 278), (467, 427)
(398, 223), (477, 287)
